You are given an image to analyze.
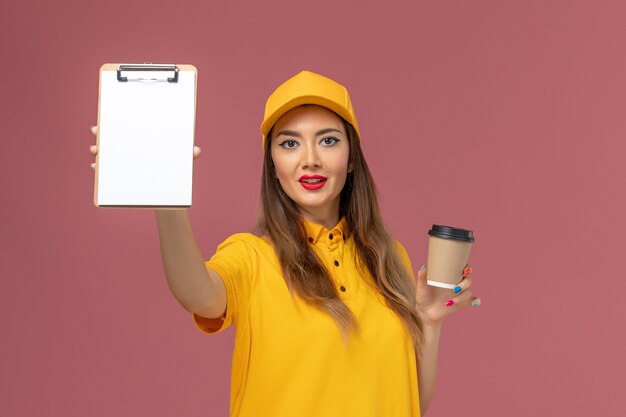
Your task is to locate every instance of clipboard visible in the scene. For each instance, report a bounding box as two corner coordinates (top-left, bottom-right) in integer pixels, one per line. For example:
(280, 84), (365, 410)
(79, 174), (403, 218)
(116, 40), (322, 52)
(94, 63), (197, 208)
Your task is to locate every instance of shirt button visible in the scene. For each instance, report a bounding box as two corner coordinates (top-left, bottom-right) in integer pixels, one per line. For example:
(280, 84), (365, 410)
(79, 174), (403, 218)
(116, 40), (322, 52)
(329, 234), (334, 240)
(334, 260), (339, 267)
(308, 237), (314, 243)
(340, 286), (346, 292)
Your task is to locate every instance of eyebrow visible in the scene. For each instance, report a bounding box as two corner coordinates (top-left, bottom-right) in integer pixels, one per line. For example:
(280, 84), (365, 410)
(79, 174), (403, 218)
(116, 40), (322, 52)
(275, 128), (343, 138)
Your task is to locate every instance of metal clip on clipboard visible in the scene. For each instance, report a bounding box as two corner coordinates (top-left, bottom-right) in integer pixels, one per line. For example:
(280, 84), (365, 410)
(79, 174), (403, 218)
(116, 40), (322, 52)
(117, 63), (179, 83)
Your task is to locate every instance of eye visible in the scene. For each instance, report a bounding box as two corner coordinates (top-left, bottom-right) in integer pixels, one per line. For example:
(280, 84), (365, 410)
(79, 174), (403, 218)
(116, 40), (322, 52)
(279, 140), (298, 149)
(321, 137), (339, 146)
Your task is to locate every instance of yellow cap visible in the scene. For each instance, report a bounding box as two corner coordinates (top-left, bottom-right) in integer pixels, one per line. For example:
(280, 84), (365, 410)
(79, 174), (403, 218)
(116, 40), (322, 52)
(260, 70), (361, 147)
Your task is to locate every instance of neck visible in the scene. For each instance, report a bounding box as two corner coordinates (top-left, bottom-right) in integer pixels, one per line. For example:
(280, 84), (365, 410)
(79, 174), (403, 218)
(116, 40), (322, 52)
(299, 207), (340, 229)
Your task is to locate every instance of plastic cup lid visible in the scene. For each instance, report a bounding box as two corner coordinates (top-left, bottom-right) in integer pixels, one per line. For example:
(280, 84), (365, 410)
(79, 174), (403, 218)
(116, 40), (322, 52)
(428, 224), (475, 243)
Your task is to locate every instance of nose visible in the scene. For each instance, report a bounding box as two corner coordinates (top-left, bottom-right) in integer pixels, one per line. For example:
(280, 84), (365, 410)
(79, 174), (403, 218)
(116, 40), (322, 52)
(301, 143), (321, 169)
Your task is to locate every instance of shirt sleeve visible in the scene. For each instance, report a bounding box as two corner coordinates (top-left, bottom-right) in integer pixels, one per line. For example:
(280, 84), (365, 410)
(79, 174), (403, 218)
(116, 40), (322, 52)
(193, 233), (257, 334)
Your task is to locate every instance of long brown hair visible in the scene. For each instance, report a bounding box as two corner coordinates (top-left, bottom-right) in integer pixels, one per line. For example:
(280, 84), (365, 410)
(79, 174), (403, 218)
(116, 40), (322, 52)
(257, 106), (423, 349)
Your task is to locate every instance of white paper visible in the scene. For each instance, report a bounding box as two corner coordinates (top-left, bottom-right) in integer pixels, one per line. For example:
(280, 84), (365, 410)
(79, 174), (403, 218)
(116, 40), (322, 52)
(95, 67), (196, 207)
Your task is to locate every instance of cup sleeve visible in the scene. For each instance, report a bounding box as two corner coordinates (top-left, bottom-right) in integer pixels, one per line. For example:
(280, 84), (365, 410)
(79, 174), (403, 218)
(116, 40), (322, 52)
(192, 234), (256, 334)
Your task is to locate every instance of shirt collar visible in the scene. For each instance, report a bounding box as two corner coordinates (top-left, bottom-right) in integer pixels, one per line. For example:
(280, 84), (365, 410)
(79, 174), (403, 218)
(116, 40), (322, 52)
(303, 216), (350, 245)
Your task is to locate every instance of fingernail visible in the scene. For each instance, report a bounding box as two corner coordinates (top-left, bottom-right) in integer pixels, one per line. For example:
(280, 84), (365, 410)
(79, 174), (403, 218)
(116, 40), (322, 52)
(463, 266), (471, 275)
(453, 286), (461, 293)
(472, 300), (480, 307)
(444, 299), (454, 307)
(89, 145), (95, 151)
(197, 147), (201, 153)
(90, 163), (95, 169)
(420, 264), (426, 271)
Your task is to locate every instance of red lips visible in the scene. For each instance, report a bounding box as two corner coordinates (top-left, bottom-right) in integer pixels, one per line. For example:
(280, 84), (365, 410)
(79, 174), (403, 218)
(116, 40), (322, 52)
(299, 175), (327, 190)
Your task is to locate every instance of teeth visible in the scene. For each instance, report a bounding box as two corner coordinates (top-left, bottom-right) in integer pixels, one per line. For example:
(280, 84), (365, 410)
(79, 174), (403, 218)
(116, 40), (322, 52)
(302, 179), (323, 183)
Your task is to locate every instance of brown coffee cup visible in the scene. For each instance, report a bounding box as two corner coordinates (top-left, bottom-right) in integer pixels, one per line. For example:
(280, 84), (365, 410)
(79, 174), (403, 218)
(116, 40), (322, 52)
(426, 225), (475, 289)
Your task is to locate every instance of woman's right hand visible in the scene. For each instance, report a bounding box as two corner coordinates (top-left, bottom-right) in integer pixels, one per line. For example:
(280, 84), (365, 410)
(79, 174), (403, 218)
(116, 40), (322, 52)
(89, 125), (202, 170)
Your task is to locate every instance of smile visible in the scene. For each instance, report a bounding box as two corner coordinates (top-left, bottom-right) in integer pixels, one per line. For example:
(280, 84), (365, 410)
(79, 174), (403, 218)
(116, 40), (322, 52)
(299, 175), (327, 190)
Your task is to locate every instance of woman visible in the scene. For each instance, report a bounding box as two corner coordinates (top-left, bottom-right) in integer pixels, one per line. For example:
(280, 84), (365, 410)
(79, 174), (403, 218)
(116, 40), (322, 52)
(89, 70), (481, 417)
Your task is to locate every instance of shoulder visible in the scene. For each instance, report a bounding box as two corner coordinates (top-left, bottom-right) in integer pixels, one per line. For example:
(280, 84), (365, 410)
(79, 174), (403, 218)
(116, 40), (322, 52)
(214, 232), (274, 256)
(392, 238), (414, 271)
(219, 232), (266, 245)
(392, 238), (410, 256)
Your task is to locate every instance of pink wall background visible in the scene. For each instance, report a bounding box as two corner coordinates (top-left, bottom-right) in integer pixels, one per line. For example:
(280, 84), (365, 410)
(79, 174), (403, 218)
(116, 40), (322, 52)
(1, 0), (624, 416)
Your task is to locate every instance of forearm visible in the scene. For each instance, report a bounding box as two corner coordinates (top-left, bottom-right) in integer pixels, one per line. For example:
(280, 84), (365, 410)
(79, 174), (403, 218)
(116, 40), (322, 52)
(155, 209), (214, 312)
(417, 321), (443, 415)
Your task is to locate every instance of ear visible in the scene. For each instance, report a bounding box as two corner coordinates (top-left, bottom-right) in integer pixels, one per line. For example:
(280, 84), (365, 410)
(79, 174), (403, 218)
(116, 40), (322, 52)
(347, 163), (353, 173)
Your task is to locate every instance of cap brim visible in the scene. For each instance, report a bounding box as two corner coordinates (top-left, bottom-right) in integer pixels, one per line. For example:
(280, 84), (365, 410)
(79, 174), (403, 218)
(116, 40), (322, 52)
(261, 95), (357, 148)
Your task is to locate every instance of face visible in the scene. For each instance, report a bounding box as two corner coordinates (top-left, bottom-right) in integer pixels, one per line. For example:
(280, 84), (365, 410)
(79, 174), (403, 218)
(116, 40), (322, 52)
(270, 105), (351, 225)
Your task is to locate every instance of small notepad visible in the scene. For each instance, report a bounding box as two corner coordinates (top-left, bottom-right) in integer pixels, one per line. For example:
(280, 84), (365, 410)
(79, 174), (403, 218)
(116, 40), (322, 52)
(94, 63), (197, 208)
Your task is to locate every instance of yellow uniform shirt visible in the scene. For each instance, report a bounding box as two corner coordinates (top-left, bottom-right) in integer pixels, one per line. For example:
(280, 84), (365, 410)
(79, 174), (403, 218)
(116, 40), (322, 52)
(193, 218), (420, 417)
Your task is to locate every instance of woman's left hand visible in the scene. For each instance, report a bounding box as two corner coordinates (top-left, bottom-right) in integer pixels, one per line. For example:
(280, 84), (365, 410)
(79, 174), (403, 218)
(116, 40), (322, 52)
(415, 264), (481, 327)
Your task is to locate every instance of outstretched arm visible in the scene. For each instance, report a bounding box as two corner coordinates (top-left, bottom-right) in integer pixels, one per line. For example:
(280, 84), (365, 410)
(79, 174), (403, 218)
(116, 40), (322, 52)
(88, 125), (226, 319)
